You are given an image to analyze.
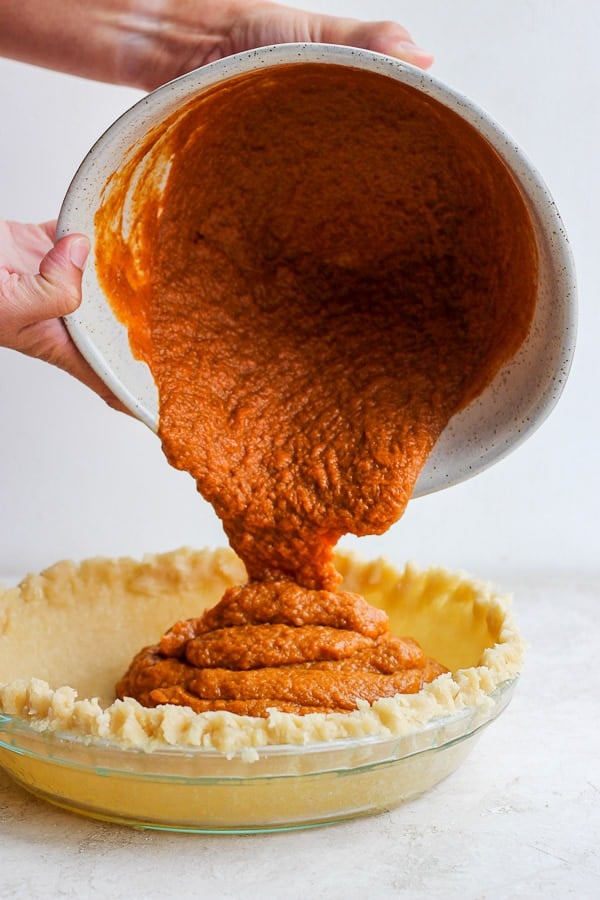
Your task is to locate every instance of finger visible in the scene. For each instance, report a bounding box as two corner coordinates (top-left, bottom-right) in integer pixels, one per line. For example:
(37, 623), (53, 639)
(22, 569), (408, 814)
(0, 218), (54, 272)
(38, 233), (90, 316)
(317, 18), (434, 69)
(1, 234), (89, 334)
(41, 220), (58, 242)
(0, 234), (130, 413)
(230, 8), (433, 72)
(16, 314), (131, 414)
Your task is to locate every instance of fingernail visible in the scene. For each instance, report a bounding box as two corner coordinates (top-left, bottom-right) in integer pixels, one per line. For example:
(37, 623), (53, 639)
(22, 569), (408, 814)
(395, 40), (433, 57)
(69, 236), (90, 270)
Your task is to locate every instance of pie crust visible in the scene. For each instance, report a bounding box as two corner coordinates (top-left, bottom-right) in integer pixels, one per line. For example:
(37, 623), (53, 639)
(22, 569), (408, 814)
(0, 548), (523, 757)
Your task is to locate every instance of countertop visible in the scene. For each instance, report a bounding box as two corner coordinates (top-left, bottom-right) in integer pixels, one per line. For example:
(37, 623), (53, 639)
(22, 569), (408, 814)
(1, 573), (599, 900)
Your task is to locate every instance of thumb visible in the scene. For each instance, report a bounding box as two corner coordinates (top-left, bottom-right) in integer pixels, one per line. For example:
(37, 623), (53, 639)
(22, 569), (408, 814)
(0, 234), (89, 337)
(0, 233), (131, 414)
(32, 234), (90, 323)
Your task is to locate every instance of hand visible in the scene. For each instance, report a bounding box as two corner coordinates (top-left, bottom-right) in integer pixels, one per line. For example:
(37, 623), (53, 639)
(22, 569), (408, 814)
(2, 2), (432, 93)
(120, 1), (434, 91)
(0, 220), (126, 410)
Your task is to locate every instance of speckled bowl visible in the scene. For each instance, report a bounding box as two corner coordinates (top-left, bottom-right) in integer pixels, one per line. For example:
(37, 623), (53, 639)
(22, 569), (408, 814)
(57, 42), (576, 496)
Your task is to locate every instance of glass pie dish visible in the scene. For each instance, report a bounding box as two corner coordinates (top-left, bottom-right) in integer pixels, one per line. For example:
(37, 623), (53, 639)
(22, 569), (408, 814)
(0, 548), (523, 832)
(0, 679), (516, 833)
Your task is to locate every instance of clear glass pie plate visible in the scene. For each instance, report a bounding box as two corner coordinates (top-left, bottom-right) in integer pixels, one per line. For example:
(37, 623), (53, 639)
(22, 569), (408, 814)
(0, 677), (516, 833)
(0, 548), (523, 832)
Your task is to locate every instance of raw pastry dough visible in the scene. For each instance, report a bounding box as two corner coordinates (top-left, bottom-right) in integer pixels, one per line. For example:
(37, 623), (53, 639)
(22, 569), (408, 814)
(0, 548), (523, 756)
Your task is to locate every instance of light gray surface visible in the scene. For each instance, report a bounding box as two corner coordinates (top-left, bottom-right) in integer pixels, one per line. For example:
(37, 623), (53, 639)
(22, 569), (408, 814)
(1, 573), (598, 900)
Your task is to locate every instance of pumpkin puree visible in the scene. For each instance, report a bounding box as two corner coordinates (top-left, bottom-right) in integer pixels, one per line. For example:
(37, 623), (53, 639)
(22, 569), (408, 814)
(95, 64), (537, 715)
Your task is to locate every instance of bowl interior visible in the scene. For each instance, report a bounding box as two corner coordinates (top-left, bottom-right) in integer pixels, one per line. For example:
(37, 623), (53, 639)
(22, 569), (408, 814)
(57, 43), (576, 495)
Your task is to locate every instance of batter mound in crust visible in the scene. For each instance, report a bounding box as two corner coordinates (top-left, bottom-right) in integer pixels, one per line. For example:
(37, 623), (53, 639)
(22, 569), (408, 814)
(0, 549), (524, 754)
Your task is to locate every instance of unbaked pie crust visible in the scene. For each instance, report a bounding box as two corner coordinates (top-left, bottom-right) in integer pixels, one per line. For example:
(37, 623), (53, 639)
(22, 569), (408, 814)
(0, 548), (523, 758)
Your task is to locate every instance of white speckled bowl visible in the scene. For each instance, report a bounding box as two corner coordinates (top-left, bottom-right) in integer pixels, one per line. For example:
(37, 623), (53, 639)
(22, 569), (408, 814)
(57, 43), (576, 496)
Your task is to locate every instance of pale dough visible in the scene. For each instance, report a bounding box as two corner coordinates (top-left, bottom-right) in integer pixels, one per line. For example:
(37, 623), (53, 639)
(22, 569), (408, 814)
(0, 548), (523, 757)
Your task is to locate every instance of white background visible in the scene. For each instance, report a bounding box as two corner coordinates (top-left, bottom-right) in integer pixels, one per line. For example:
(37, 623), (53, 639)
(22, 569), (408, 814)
(0, 0), (598, 580)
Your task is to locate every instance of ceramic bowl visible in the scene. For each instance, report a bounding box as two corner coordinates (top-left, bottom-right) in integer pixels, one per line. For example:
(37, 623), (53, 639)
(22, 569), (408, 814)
(57, 42), (577, 496)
